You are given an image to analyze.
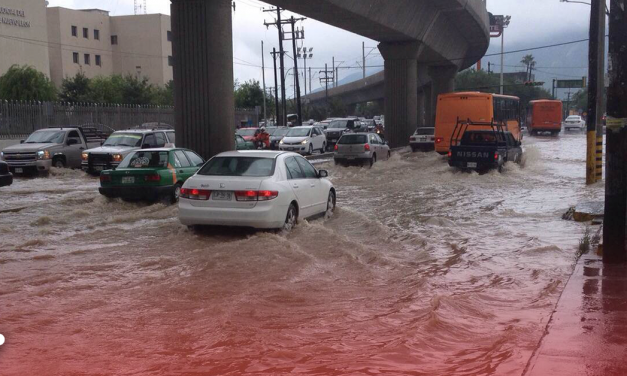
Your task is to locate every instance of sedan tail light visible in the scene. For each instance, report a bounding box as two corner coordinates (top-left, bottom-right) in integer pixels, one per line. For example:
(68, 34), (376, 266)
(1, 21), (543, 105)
(181, 188), (211, 200)
(494, 152), (499, 160)
(100, 175), (111, 182)
(334, 144), (338, 151)
(364, 144), (371, 151)
(235, 190), (279, 201)
(435, 137), (444, 144)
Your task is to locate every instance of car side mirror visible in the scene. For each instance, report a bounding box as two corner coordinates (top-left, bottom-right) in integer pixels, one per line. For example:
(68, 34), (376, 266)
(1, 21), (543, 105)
(318, 169), (329, 178)
(324, 126), (328, 130)
(20, 140), (24, 144)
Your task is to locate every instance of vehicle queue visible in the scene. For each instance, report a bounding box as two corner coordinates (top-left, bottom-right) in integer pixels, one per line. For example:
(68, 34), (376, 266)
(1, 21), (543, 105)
(0, 90), (590, 225)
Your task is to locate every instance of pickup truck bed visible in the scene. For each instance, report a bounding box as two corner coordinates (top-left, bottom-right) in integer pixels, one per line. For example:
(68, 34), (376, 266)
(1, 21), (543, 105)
(448, 130), (522, 173)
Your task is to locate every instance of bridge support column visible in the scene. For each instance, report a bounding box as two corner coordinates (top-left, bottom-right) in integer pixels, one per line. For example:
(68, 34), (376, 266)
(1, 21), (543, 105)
(379, 41), (421, 148)
(171, 0), (235, 159)
(423, 84), (433, 127)
(428, 65), (458, 127)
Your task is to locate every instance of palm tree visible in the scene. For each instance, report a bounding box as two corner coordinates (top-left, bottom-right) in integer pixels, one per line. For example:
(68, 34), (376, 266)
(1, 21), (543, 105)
(521, 55), (536, 81)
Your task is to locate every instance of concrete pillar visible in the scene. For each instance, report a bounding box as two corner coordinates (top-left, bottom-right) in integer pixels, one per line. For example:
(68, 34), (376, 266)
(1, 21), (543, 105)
(171, 0), (235, 160)
(428, 65), (458, 127)
(417, 89), (425, 128)
(378, 41), (421, 148)
(423, 84), (433, 127)
(376, 98), (385, 114)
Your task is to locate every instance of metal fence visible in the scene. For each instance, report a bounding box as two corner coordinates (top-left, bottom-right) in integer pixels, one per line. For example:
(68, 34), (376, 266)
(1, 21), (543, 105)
(0, 101), (174, 139)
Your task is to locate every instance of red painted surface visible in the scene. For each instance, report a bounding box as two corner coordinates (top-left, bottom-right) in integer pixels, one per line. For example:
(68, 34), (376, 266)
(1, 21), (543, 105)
(525, 253), (627, 376)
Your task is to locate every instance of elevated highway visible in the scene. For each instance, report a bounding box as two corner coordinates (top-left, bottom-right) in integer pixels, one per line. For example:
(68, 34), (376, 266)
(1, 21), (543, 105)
(170, 0), (490, 156)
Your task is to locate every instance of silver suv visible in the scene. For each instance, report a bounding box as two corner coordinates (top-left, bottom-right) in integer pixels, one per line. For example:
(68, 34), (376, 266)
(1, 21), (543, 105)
(82, 127), (175, 174)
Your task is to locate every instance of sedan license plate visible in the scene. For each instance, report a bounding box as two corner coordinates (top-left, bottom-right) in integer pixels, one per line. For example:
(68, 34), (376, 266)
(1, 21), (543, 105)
(467, 162), (477, 169)
(347, 156), (356, 160)
(15, 168), (23, 174)
(121, 176), (135, 184)
(419, 136), (428, 142)
(94, 166), (104, 172)
(212, 191), (232, 201)
(331, 139), (337, 142)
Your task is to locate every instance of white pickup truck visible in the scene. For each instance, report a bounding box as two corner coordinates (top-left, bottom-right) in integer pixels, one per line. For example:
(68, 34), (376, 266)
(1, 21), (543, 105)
(0, 127), (109, 175)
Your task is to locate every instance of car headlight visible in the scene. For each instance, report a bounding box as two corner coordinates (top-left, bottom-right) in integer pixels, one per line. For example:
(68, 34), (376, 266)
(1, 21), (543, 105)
(81, 152), (89, 161)
(301, 140), (308, 145)
(279, 140), (284, 144)
(0, 151), (4, 160)
(112, 154), (123, 162)
(37, 150), (51, 160)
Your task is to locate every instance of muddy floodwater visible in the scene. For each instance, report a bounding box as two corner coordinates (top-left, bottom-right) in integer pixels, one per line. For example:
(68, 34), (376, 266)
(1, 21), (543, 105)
(0, 133), (603, 375)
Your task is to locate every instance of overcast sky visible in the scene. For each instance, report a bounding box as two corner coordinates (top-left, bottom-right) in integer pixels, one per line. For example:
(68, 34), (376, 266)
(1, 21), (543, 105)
(48, 0), (597, 93)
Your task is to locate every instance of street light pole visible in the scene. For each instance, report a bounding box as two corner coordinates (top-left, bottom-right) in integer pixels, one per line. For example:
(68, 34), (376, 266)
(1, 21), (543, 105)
(499, 16), (511, 95)
(261, 41), (267, 123)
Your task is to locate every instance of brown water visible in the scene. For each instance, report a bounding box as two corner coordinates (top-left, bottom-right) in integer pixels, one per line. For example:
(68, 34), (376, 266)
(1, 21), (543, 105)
(0, 134), (603, 376)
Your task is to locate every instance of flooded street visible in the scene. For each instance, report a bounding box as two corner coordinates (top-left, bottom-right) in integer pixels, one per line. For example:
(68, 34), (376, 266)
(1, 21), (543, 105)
(0, 133), (603, 376)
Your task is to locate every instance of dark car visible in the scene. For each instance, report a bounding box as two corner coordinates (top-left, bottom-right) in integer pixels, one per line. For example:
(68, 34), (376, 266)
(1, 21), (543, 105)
(323, 118), (358, 151)
(0, 161), (13, 187)
(269, 127), (290, 150)
(448, 130), (522, 173)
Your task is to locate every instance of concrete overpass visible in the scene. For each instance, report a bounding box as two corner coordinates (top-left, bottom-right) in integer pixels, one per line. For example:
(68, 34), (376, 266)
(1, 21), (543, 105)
(170, 0), (490, 157)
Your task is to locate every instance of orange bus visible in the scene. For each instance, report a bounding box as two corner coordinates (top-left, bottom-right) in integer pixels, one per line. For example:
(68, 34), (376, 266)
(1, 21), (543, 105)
(434, 92), (521, 154)
(526, 100), (563, 136)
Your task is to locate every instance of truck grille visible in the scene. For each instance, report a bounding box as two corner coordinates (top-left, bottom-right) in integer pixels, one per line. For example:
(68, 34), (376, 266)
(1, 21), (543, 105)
(4, 152), (37, 163)
(88, 153), (113, 168)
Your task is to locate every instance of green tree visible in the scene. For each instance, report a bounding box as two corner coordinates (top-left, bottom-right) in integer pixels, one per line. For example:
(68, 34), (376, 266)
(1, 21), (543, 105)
(151, 80), (174, 106)
(88, 75), (125, 104)
(234, 79), (265, 109)
(520, 54), (536, 81)
(59, 71), (91, 102)
(328, 98), (347, 117)
(120, 74), (154, 105)
(0, 65), (56, 101)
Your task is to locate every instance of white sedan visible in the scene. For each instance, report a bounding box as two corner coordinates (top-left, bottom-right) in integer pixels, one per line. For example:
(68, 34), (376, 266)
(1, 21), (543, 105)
(563, 115), (586, 132)
(279, 126), (327, 155)
(178, 151), (336, 231)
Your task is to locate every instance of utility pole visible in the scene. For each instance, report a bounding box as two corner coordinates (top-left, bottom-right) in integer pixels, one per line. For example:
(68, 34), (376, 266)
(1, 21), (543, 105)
(552, 79), (556, 99)
(271, 48), (280, 125)
(287, 16), (304, 125)
(332, 57), (335, 88)
(500, 16), (511, 95)
(319, 63), (334, 103)
(261, 41), (267, 123)
(308, 67), (312, 96)
(297, 47), (313, 96)
(604, 0), (627, 264)
(586, 0), (605, 184)
(362, 41), (366, 79)
(264, 7), (287, 126)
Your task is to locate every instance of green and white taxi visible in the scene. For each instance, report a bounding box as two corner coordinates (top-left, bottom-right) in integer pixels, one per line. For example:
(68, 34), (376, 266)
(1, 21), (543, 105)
(99, 148), (204, 203)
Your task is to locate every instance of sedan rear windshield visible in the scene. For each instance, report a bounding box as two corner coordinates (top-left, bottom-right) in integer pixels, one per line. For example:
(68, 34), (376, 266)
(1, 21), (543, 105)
(104, 133), (143, 147)
(566, 116), (582, 121)
(414, 128), (435, 136)
(199, 157), (275, 177)
(338, 134), (368, 144)
(119, 151), (169, 168)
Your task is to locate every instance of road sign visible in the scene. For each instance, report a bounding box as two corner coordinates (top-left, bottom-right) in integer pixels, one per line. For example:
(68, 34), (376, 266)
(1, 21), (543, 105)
(489, 14), (503, 37)
(556, 78), (587, 89)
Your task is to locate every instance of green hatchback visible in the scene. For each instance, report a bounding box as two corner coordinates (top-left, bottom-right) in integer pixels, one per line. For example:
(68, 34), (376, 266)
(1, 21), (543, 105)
(99, 148), (205, 203)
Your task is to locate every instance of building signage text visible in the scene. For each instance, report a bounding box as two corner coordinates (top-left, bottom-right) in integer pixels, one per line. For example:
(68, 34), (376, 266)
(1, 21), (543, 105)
(0, 7), (30, 28)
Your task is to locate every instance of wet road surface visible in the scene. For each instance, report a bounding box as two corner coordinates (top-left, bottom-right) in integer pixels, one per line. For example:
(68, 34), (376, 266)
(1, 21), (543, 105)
(0, 133), (603, 375)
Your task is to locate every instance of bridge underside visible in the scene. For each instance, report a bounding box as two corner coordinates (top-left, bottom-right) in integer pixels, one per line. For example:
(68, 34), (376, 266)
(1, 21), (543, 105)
(171, 0), (489, 157)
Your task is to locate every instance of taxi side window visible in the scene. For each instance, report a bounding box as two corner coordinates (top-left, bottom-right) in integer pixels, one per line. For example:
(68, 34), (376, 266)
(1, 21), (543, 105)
(174, 151), (191, 167)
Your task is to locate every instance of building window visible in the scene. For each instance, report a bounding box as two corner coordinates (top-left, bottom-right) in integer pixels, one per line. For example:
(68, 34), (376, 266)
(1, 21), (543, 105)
(167, 30), (172, 42)
(168, 56), (173, 67)
(111, 35), (118, 45)
(73, 52), (79, 64)
(94, 29), (100, 40)
(71, 25), (77, 37)
(96, 55), (101, 67)
(84, 54), (90, 65)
